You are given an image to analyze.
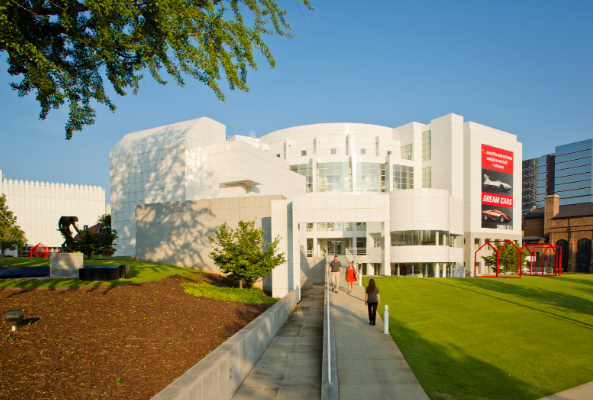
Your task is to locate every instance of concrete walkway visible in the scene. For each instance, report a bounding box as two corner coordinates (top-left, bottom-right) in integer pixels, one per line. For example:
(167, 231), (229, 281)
(232, 287), (324, 400)
(332, 280), (429, 400)
(538, 381), (593, 400)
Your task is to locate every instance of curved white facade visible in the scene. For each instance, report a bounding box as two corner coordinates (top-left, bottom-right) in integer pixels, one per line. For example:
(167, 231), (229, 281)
(260, 114), (522, 285)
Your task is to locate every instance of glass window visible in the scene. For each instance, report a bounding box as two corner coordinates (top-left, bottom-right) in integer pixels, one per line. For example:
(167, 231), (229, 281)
(438, 231), (449, 246)
(307, 238), (313, 257)
(276, 154), (280, 158)
(422, 130), (431, 161)
(401, 144), (413, 160)
(289, 164), (313, 193)
(317, 162), (352, 193)
(356, 162), (386, 192)
(333, 223), (354, 232)
(356, 222), (367, 231)
(422, 167), (431, 188)
(313, 138), (317, 154)
(387, 151), (392, 156)
(315, 222), (357, 232)
(390, 230), (442, 246)
(376, 143), (379, 156)
(371, 233), (382, 247)
(301, 150), (307, 156)
(393, 165), (414, 190)
(331, 148), (337, 155)
(450, 234), (463, 248)
(556, 239), (569, 272)
(577, 238), (591, 273)
(361, 149), (366, 155)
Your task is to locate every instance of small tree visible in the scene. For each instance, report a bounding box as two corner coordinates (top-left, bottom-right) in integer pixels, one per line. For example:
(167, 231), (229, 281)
(62, 214), (117, 258)
(208, 220), (286, 289)
(0, 195), (27, 257)
(481, 242), (529, 275)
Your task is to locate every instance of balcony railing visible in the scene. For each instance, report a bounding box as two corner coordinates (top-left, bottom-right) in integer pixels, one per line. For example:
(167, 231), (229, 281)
(346, 247), (367, 258)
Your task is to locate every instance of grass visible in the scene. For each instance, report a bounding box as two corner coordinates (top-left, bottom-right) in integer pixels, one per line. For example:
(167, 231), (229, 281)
(181, 281), (279, 304)
(0, 256), (203, 288)
(0, 257), (278, 305)
(363, 275), (593, 400)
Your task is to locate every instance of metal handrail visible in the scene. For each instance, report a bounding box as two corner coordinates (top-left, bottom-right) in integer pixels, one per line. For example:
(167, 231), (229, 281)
(326, 256), (331, 384)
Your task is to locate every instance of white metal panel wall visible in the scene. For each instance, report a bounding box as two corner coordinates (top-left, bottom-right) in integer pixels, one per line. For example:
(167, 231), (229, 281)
(0, 174), (105, 249)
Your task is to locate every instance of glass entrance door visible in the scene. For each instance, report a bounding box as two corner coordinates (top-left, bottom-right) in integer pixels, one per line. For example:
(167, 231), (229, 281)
(328, 240), (343, 255)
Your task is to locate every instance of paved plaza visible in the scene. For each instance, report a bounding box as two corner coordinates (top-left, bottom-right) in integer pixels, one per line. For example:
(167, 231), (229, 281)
(332, 280), (429, 400)
(538, 381), (593, 400)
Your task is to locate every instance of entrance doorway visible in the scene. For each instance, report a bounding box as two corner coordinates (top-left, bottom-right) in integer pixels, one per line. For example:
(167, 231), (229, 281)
(318, 239), (351, 256)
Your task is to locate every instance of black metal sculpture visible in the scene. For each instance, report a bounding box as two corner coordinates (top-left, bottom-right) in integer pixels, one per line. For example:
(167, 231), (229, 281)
(59, 216), (80, 252)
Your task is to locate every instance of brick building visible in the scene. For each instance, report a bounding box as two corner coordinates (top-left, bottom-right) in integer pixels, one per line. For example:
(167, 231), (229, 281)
(523, 195), (593, 273)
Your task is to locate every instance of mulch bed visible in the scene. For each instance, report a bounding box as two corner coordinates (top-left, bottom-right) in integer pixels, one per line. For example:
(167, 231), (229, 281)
(0, 275), (273, 399)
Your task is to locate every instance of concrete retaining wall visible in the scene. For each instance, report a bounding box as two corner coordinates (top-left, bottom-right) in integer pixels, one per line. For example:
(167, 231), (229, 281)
(152, 290), (298, 400)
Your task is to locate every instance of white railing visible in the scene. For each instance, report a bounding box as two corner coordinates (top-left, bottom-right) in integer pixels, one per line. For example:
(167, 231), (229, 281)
(346, 247), (367, 258)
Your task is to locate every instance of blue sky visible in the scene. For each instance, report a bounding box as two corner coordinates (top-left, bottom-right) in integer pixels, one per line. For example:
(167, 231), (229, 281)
(1, 0), (592, 203)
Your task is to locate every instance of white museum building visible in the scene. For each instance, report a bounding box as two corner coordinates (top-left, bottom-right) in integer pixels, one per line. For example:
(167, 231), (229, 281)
(0, 170), (106, 255)
(110, 114), (523, 298)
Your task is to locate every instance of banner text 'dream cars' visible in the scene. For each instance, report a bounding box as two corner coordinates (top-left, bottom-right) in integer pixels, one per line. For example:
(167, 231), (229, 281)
(482, 144), (513, 174)
(482, 193), (513, 207)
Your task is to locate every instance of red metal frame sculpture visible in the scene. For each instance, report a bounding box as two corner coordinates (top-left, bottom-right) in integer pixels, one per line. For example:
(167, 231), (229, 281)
(474, 240), (525, 279)
(523, 244), (562, 276)
(29, 243), (50, 258)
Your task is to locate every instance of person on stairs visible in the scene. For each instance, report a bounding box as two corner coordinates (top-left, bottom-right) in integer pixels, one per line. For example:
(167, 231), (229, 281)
(329, 255), (342, 294)
(365, 279), (380, 326)
(346, 262), (357, 294)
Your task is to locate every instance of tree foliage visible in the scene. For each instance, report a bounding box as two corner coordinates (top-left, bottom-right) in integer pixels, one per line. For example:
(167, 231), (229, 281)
(64, 214), (117, 258)
(481, 242), (529, 275)
(208, 220), (285, 288)
(0, 0), (313, 139)
(0, 194), (27, 256)
(98, 213), (111, 231)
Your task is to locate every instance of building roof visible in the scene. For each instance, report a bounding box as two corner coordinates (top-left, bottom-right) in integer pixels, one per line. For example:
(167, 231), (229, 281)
(552, 203), (593, 219)
(524, 207), (545, 219)
(522, 236), (547, 243)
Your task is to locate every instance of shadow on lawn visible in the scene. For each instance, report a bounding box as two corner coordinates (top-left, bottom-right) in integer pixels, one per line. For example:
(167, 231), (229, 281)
(429, 279), (593, 331)
(331, 287), (546, 400)
(555, 275), (593, 289)
(389, 314), (556, 400)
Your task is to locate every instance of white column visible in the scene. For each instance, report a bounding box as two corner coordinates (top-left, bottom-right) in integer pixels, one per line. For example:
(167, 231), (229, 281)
(435, 262), (440, 278)
(396, 265), (400, 276)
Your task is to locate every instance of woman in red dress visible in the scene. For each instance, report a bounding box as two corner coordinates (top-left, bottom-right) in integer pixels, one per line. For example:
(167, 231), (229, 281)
(346, 262), (357, 294)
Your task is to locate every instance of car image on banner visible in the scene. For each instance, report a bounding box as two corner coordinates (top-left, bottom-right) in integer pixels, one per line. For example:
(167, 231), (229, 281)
(482, 144), (514, 230)
(482, 209), (512, 223)
(483, 174), (512, 193)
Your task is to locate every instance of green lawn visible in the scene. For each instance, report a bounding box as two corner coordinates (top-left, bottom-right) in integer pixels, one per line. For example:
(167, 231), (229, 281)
(363, 275), (593, 400)
(0, 257), (278, 305)
(182, 281), (279, 304)
(0, 256), (197, 288)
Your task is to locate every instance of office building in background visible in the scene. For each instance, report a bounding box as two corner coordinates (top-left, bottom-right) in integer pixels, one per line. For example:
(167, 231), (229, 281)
(523, 139), (593, 213)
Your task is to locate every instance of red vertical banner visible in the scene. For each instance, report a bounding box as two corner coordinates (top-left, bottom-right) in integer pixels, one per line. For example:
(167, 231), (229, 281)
(481, 144), (514, 230)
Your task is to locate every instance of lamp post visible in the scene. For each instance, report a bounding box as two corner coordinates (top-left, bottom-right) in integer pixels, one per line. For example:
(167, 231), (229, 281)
(4, 310), (24, 332)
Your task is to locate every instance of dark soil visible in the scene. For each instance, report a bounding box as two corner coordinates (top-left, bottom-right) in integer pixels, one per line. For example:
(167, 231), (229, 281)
(0, 275), (273, 399)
